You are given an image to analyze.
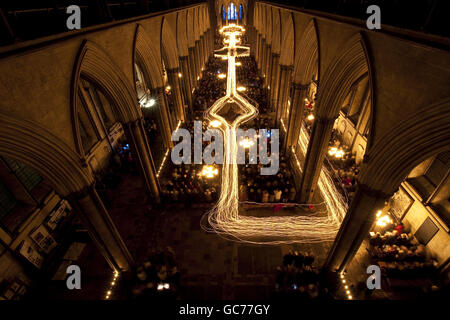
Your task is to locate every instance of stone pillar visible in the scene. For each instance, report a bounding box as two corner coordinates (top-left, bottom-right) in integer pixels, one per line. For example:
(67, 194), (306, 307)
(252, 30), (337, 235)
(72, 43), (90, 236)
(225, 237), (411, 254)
(188, 46), (198, 87)
(257, 34), (262, 69)
(285, 83), (309, 152)
(265, 45), (272, 87)
(124, 118), (161, 202)
(261, 38), (267, 76)
(200, 35), (206, 66)
(298, 116), (335, 203)
(155, 86), (173, 149)
(275, 65), (293, 127)
(249, 27), (255, 55)
(195, 40), (202, 78)
(208, 28), (213, 54)
(270, 53), (280, 111)
(166, 67), (185, 123)
(179, 56), (193, 110)
(69, 185), (134, 271)
(324, 185), (389, 272)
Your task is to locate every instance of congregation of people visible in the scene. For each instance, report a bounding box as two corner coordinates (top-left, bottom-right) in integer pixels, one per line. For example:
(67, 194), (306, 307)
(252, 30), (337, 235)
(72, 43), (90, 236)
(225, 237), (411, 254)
(275, 251), (329, 300)
(129, 247), (180, 300)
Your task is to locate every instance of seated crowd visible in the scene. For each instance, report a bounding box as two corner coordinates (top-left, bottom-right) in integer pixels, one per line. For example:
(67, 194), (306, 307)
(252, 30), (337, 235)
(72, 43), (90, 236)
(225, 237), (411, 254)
(238, 154), (297, 203)
(192, 57), (227, 112)
(129, 247), (180, 300)
(161, 119), (221, 205)
(327, 129), (360, 203)
(368, 221), (439, 279)
(275, 251), (329, 300)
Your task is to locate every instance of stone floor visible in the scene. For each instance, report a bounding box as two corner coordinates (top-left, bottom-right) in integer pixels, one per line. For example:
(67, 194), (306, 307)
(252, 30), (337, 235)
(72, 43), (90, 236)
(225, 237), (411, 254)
(107, 173), (334, 300)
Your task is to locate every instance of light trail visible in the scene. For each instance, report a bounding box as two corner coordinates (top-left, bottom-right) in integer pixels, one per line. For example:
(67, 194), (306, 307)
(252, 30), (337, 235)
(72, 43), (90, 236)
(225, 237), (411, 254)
(201, 24), (347, 244)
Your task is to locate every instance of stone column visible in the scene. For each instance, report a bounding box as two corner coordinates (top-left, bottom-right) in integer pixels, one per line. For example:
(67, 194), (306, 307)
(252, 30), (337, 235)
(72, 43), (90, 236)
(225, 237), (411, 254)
(265, 45), (272, 87)
(270, 53), (280, 111)
(261, 38), (267, 76)
(257, 34), (262, 69)
(124, 118), (161, 202)
(199, 35), (206, 66)
(166, 67), (185, 123)
(298, 116), (335, 203)
(188, 46), (198, 87)
(324, 185), (389, 272)
(155, 86), (173, 149)
(68, 185), (134, 271)
(195, 40), (202, 78)
(208, 28), (213, 54)
(249, 27), (255, 55)
(275, 65), (293, 127)
(179, 56), (193, 110)
(285, 83), (309, 152)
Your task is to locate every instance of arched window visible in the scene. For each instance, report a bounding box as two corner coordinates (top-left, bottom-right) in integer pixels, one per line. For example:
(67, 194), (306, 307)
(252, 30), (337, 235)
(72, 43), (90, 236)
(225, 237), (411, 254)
(227, 3), (237, 21)
(222, 5), (226, 21)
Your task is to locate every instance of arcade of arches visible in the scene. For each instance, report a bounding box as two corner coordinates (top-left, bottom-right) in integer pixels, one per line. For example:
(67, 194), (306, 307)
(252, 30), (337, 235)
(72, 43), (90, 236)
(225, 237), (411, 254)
(0, 1), (449, 300)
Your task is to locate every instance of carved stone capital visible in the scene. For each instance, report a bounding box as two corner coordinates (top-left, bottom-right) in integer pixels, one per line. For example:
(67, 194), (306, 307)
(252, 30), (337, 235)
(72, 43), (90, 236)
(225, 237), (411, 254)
(280, 64), (294, 71)
(292, 82), (309, 91)
(166, 67), (180, 74)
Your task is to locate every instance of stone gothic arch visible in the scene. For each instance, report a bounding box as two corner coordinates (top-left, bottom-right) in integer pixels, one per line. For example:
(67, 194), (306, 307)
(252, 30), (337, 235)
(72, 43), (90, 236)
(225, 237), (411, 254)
(293, 19), (319, 86)
(316, 33), (372, 120)
(279, 11), (295, 66)
(0, 112), (93, 196)
(71, 40), (142, 157)
(133, 24), (165, 90)
(359, 99), (450, 196)
(161, 16), (180, 70)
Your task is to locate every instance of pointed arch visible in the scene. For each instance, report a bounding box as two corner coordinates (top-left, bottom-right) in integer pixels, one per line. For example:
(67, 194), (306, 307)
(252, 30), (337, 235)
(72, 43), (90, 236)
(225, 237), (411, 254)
(254, 3), (260, 32)
(193, 7), (200, 42)
(316, 33), (372, 120)
(293, 19), (319, 85)
(176, 11), (189, 57)
(161, 15), (180, 70)
(71, 40), (142, 157)
(187, 8), (195, 48)
(271, 8), (281, 54)
(0, 112), (93, 196)
(265, 5), (273, 45)
(133, 24), (164, 90)
(279, 11), (295, 66)
(359, 99), (450, 195)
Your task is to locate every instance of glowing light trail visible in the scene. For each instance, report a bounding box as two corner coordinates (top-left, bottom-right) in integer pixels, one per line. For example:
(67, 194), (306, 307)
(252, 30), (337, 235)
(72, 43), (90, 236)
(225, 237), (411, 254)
(201, 24), (347, 244)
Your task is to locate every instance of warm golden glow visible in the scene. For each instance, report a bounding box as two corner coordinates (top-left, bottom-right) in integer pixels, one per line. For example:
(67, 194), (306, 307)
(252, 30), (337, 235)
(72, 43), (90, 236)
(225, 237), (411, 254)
(376, 210), (393, 227)
(201, 165), (219, 178)
(218, 73), (226, 79)
(236, 86), (246, 92)
(209, 120), (222, 128)
(239, 137), (254, 148)
(201, 24), (346, 245)
(328, 147), (344, 158)
(307, 114), (315, 121)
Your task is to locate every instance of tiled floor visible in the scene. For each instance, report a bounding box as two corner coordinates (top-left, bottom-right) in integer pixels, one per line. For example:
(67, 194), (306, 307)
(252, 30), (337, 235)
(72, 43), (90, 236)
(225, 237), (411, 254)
(107, 173), (334, 299)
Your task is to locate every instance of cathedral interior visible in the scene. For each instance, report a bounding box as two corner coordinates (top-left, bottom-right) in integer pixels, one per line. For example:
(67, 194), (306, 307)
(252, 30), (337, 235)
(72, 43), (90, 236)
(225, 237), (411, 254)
(0, 0), (449, 304)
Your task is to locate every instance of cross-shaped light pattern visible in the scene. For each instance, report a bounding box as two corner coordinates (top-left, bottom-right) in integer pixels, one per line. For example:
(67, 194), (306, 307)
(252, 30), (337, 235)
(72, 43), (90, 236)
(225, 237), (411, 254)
(201, 24), (347, 244)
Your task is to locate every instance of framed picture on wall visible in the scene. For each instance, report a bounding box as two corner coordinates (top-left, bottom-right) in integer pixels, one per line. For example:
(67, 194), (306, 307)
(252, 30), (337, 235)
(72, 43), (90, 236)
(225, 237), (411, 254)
(29, 225), (57, 254)
(388, 186), (414, 222)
